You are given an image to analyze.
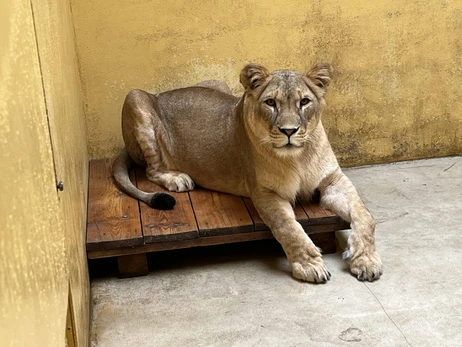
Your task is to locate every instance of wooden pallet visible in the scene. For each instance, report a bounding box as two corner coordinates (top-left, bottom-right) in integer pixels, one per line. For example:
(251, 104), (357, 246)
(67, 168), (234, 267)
(86, 159), (350, 278)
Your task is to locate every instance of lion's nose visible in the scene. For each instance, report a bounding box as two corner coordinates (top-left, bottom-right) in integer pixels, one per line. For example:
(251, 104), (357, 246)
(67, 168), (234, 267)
(278, 127), (299, 137)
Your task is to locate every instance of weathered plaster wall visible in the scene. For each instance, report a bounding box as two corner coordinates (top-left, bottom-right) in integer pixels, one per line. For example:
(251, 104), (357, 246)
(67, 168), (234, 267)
(32, 0), (90, 345)
(0, 0), (67, 345)
(71, 0), (462, 165)
(1, 0), (89, 346)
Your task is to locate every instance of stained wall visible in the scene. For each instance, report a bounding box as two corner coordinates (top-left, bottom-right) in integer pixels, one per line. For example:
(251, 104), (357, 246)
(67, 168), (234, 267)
(32, 0), (90, 345)
(0, 0), (68, 345)
(71, 0), (462, 165)
(1, 0), (89, 346)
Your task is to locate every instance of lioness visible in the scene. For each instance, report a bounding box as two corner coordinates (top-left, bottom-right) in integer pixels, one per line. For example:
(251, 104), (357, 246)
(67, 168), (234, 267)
(113, 63), (383, 283)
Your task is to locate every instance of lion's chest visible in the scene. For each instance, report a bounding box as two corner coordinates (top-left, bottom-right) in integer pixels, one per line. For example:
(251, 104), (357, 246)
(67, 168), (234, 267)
(254, 163), (302, 201)
(253, 155), (329, 202)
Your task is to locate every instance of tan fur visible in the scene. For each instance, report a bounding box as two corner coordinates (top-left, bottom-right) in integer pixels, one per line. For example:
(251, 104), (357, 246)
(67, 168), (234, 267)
(113, 63), (383, 283)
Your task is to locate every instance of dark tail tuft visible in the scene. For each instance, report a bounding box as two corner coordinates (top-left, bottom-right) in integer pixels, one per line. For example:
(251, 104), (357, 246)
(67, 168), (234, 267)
(150, 193), (176, 210)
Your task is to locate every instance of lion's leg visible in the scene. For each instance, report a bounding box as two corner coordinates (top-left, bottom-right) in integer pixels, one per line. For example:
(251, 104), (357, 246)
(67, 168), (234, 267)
(319, 170), (383, 281)
(252, 189), (331, 283)
(140, 132), (194, 192)
(123, 90), (195, 193)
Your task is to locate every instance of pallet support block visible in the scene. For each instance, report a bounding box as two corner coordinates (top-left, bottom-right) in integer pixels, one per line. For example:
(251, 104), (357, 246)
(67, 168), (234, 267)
(117, 253), (148, 278)
(87, 159), (350, 277)
(310, 231), (337, 254)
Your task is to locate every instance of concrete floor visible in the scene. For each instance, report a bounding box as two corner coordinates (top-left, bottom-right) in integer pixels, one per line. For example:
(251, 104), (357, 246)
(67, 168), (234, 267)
(90, 156), (462, 347)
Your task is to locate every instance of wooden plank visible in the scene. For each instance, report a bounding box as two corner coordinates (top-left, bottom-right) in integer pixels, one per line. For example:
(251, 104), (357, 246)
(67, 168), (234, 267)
(243, 198), (309, 229)
(242, 198), (268, 231)
(171, 187), (254, 237)
(305, 222), (351, 234)
(294, 202), (310, 226)
(300, 200), (343, 225)
(87, 223), (350, 259)
(87, 159), (143, 251)
(135, 167), (199, 243)
(89, 231), (273, 258)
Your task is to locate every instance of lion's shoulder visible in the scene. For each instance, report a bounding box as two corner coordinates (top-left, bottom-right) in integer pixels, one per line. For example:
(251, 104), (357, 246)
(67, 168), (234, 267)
(155, 85), (238, 114)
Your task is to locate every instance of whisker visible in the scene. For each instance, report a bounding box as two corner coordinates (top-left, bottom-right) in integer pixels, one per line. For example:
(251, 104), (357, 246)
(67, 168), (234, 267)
(258, 136), (272, 146)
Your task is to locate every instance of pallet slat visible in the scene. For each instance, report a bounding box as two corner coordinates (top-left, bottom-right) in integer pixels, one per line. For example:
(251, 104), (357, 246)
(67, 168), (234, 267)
(242, 198), (268, 231)
(294, 202), (310, 226)
(87, 159), (143, 250)
(87, 227), (344, 260)
(189, 188), (254, 236)
(135, 168), (199, 243)
(300, 201), (342, 225)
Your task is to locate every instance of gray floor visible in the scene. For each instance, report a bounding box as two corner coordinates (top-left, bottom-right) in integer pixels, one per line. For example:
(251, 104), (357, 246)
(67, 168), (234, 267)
(90, 156), (462, 347)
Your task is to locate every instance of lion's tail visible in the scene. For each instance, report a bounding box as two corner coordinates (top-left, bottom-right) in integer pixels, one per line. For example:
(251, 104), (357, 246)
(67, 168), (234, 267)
(112, 149), (176, 210)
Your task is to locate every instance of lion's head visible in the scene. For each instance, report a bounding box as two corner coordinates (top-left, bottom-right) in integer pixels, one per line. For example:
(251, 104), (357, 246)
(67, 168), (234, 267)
(240, 63), (332, 157)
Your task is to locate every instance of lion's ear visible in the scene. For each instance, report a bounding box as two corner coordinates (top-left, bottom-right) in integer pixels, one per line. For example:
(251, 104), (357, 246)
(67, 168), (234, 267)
(240, 64), (270, 91)
(306, 63), (333, 91)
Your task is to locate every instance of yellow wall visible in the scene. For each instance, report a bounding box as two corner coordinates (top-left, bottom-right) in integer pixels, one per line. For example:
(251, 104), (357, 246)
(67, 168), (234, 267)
(32, 0), (90, 345)
(71, 0), (462, 165)
(0, 0), (67, 345)
(1, 0), (89, 346)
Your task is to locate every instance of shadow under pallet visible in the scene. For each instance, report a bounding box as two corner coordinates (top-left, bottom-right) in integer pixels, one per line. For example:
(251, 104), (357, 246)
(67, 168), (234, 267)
(86, 159), (350, 278)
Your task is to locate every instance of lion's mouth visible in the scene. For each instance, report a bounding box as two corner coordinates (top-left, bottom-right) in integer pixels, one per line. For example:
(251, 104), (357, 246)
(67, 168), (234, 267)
(273, 142), (303, 149)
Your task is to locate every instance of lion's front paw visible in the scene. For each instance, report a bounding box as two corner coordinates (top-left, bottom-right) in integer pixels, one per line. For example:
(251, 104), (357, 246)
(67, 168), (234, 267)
(291, 257), (331, 283)
(164, 173), (195, 192)
(347, 250), (383, 282)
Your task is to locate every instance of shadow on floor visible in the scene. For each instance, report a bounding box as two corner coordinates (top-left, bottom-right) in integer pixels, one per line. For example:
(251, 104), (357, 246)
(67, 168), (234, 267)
(88, 238), (288, 279)
(89, 230), (351, 279)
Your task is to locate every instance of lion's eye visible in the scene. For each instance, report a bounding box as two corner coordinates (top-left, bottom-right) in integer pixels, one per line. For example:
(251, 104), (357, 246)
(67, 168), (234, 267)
(300, 98), (311, 106)
(265, 99), (276, 107)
